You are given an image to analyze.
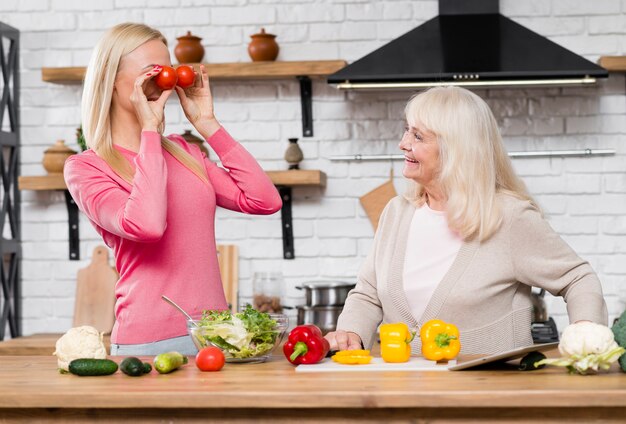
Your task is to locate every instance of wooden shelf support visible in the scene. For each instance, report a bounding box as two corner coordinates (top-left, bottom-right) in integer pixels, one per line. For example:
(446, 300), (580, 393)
(18, 170), (326, 261)
(64, 191), (80, 260)
(18, 175), (79, 260)
(265, 170), (326, 260)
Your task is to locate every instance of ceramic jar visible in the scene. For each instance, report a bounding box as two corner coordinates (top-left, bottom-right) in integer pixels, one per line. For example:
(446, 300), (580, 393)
(180, 129), (209, 158)
(174, 31), (205, 63)
(284, 138), (303, 169)
(42, 140), (77, 174)
(248, 28), (279, 62)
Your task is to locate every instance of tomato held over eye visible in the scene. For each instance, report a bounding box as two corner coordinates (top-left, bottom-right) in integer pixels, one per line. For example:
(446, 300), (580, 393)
(195, 346), (225, 372)
(176, 65), (195, 88)
(154, 66), (178, 90)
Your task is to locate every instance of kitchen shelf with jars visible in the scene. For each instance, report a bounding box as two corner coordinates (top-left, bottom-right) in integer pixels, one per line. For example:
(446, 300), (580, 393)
(41, 60), (345, 138)
(19, 132), (324, 261)
(18, 166), (326, 262)
(27, 30), (336, 260)
(41, 27), (346, 137)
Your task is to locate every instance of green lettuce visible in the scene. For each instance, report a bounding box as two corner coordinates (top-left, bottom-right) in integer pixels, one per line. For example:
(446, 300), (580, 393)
(197, 305), (280, 359)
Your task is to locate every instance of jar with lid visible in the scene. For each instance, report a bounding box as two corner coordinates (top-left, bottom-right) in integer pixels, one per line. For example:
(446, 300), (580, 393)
(253, 272), (284, 313)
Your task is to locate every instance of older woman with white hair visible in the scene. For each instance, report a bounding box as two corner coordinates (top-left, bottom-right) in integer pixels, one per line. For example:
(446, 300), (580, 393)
(64, 23), (281, 356)
(325, 86), (608, 355)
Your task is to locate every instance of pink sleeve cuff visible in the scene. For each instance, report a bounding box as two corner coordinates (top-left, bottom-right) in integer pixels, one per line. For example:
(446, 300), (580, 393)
(140, 131), (163, 154)
(205, 127), (238, 157)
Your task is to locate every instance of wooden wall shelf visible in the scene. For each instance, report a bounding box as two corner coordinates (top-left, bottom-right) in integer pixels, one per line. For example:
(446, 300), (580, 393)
(18, 170), (326, 191)
(19, 169), (326, 261)
(41, 60), (347, 84)
(41, 60), (347, 138)
(18, 175), (66, 191)
(266, 170), (326, 187)
(599, 56), (626, 72)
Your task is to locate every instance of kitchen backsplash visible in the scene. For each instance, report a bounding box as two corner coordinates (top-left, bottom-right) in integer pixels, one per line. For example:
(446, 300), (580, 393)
(2, 0), (625, 335)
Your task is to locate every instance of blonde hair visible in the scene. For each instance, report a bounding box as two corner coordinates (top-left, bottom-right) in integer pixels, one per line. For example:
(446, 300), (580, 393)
(82, 22), (207, 184)
(404, 86), (537, 242)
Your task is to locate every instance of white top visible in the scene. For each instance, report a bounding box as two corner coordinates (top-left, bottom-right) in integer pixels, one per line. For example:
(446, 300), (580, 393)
(403, 203), (463, 321)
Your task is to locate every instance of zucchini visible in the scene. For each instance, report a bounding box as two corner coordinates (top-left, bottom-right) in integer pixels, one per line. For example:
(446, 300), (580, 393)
(120, 357), (152, 377)
(518, 351), (547, 371)
(153, 351), (188, 374)
(68, 358), (118, 376)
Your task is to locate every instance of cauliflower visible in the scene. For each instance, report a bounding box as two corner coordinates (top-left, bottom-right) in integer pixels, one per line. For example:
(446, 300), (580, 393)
(53, 326), (107, 372)
(536, 321), (625, 374)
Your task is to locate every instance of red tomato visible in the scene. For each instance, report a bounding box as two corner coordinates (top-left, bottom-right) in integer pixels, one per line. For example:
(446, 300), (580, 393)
(154, 66), (177, 90)
(195, 347), (225, 372)
(176, 65), (195, 88)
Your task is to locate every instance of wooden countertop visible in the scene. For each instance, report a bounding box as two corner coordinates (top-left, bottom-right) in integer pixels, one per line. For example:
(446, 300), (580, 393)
(0, 353), (625, 422)
(0, 333), (110, 356)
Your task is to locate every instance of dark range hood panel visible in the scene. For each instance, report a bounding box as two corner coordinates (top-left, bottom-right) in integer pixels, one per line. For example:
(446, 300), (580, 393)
(328, 14), (608, 87)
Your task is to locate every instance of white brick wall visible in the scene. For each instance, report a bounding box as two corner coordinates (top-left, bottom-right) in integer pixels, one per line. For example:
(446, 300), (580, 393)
(1, 0), (625, 337)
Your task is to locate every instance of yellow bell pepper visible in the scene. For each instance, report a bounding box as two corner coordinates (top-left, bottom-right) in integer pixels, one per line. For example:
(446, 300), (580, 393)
(420, 319), (461, 361)
(331, 349), (373, 365)
(380, 323), (415, 363)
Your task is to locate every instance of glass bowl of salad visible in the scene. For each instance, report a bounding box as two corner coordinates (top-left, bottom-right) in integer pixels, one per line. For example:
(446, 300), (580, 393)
(187, 305), (289, 363)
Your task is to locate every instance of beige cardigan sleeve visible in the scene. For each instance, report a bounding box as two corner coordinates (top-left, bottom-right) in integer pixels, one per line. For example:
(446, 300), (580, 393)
(509, 201), (608, 325)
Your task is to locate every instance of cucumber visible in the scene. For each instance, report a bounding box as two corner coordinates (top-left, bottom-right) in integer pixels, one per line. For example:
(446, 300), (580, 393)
(68, 358), (118, 376)
(518, 351), (547, 371)
(120, 357), (152, 377)
(153, 351), (188, 374)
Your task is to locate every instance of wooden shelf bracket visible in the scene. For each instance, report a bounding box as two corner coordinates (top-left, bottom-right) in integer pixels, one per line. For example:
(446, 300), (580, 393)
(64, 190), (80, 260)
(298, 76), (313, 137)
(277, 186), (295, 259)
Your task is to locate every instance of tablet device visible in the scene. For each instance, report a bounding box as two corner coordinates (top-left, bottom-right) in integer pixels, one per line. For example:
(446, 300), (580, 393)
(448, 341), (559, 371)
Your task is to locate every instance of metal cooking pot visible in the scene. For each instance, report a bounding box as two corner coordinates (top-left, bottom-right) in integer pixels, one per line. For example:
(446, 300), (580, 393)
(296, 305), (344, 334)
(296, 281), (355, 307)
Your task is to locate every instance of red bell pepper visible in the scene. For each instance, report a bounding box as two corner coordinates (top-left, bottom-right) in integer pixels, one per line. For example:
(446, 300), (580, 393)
(283, 324), (330, 365)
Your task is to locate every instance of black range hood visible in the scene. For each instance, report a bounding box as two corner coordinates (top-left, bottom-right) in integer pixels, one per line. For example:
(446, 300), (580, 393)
(328, 0), (608, 89)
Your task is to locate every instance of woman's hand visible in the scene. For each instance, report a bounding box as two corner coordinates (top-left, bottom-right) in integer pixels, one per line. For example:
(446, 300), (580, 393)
(324, 330), (363, 351)
(175, 64), (220, 138)
(130, 65), (173, 133)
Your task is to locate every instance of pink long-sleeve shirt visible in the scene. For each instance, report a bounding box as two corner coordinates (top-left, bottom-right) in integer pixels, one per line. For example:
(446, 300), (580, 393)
(64, 128), (282, 344)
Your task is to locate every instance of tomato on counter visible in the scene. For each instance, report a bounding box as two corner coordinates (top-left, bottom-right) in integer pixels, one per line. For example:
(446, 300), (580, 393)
(195, 347), (225, 372)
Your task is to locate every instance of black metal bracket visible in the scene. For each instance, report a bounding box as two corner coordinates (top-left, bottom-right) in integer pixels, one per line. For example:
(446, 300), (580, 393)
(297, 76), (313, 137)
(277, 186), (294, 259)
(64, 190), (80, 260)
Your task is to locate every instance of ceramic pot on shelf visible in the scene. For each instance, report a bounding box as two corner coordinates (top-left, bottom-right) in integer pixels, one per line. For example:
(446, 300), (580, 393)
(284, 138), (303, 169)
(247, 28), (279, 62)
(174, 31), (205, 64)
(42, 140), (77, 174)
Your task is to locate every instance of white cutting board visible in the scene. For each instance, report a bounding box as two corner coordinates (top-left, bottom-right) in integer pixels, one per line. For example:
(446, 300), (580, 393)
(296, 356), (454, 372)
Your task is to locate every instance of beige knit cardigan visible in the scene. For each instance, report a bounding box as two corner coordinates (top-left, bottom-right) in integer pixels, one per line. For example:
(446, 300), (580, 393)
(337, 194), (608, 355)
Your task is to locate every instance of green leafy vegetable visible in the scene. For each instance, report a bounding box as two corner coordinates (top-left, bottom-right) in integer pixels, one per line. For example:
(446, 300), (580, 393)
(611, 310), (626, 372)
(197, 305), (280, 359)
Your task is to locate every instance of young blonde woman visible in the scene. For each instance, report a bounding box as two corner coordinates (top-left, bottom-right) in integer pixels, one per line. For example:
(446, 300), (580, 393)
(325, 86), (608, 354)
(64, 23), (281, 356)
